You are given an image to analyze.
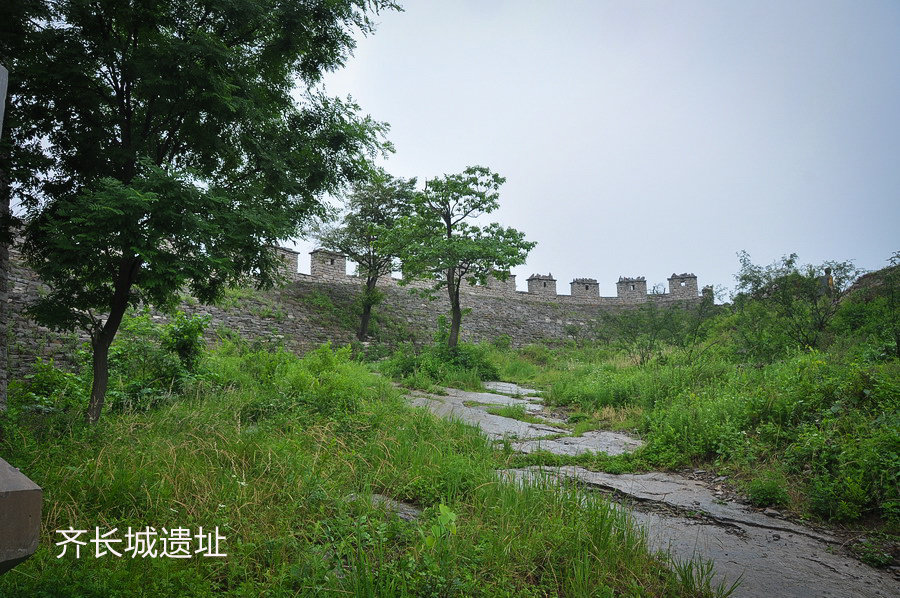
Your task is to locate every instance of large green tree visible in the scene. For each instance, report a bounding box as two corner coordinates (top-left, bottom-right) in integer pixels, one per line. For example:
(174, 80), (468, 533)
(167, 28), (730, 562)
(1, 0), (396, 422)
(391, 166), (535, 347)
(314, 168), (415, 340)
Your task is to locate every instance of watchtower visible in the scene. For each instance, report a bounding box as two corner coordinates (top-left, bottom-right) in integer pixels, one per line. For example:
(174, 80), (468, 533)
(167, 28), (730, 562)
(667, 273), (698, 299)
(527, 273), (557, 297)
(570, 278), (599, 298)
(310, 249), (346, 281)
(274, 247), (300, 281)
(616, 276), (647, 302)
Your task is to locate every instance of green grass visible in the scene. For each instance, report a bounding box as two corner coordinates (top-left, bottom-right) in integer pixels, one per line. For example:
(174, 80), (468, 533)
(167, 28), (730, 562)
(484, 403), (552, 426)
(0, 340), (732, 597)
(479, 339), (900, 528)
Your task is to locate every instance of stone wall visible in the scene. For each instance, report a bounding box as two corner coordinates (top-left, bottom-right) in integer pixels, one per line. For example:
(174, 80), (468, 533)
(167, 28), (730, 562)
(616, 277), (648, 302)
(310, 249), (347, 281)
(527, 274), (557, 297)
(3, 245), (705, 383)
(667, 273), (699, 299)
(570, 278), (599, 298)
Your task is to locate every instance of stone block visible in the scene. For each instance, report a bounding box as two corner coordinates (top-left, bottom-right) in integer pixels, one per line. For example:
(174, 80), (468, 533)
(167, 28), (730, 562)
(0, 457), (42, 574)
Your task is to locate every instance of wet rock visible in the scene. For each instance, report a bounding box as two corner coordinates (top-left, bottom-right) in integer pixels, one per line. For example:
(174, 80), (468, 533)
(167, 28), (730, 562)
(482, 381), (541, 396)
(370, 494), (422, 522)
(346, 493), (422, 522)
(408, 385), (898, 597)
(500, 466), (898, 598)
(408, 387), (570, 440)
(513, 430), (643, 457)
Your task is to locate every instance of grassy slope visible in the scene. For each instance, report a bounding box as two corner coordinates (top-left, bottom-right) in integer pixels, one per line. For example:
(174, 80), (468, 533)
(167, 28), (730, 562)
(0, 343), (731, 597)
(484, 342), (899, 532)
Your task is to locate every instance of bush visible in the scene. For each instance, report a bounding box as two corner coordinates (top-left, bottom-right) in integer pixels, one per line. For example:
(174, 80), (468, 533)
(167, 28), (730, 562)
(746, 469), (790, 508)
(381, 342), (498, 389)
(162, 311), (210, 372)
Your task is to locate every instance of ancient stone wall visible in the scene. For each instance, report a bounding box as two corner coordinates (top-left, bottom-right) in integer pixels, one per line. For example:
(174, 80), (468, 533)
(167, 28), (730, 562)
(616, 277), (648, 302)
(667, 273), (699, 299)
(3, 245), (704, 383)
(310, 249), (347, 281)
(527, 274), (557, 297)
(570, 278), (599, 298)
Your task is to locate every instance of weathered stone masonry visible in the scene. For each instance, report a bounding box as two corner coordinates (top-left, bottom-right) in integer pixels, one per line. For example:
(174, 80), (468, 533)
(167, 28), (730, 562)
(280, 247), (711, 307)
(4, 245), (709, 382)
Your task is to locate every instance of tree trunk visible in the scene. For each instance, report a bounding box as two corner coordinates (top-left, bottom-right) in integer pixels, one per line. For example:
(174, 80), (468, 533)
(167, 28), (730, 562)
(357, 277), (378, 341)
(86, 335), (111, 423)
(448, 285), (462, 348)
(85, 256), (139, 423)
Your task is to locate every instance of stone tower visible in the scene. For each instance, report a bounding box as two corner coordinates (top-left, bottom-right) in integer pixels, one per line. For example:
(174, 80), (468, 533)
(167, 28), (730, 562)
(570, 278), (599, 298)
(274, 247), (299, 281)
(616, 276), (647, 302)
(310, 249), (346, 281)
(527, 273), (557, 297)
(667, 273), (698, 299)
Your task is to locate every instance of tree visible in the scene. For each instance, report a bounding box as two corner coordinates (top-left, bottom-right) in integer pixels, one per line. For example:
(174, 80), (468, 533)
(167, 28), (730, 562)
(314, 169), (416, 340)
(733, 251), (861, 358)
(390, 166), (535, 348)
(2, 0), (396, 422)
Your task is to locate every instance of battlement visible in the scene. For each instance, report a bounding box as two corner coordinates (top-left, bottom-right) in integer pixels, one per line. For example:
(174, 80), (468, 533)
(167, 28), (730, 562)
(526, 273), (557, 296)
(282, 248), (705, 306)
(570, 278), (599, 298)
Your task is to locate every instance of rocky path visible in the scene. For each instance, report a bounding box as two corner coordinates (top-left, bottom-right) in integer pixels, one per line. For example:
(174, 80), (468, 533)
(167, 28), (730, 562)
(408, 382), (898, 598)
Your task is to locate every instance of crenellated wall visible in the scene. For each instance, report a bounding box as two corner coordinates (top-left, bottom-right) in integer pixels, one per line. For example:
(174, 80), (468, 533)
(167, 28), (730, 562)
(3, 244), (707, 383)
(287, 248), (706, 306)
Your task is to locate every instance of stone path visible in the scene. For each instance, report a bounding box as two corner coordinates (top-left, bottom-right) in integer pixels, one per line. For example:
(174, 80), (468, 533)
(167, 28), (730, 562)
(408, 382), (899, 598)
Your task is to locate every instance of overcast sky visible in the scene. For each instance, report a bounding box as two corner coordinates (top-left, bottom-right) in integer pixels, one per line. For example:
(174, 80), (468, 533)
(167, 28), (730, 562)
(290, 0), (900, 296)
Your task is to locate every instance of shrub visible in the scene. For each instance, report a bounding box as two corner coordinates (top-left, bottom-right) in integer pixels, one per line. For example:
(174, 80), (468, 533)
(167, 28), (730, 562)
(381, 342), (498, 389)
(746, 469), (790, 508)
(162, 312), (210, 372)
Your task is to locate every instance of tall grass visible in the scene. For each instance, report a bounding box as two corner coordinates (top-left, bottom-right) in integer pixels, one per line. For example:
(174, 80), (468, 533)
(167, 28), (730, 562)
(0, 339), (729, 596)
(483, 339), (899, 524)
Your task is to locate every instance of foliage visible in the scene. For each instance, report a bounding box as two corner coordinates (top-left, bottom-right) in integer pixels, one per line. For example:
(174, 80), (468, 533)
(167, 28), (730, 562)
(732, 251), (862, 358)
(162, 311), (210, 372)
(745, 469), (790, 508)
(387, 165), (535, 347)
(3, 0), (395, 421)
(381, 339), (499, 391)
(831, 251), (900, 360)
(314, 168), (417, 339)
(476, 252), (899, 525)
(0, 338), (730, 597)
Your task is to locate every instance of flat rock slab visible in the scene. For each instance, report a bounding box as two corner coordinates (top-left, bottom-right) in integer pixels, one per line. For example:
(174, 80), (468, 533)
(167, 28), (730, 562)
(501, 467), (898, 598)
(513, 431), (644, 457)
(370, 494), (422, 522)
(482, 381), (541, 396)
(408, 388), (567, 440)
